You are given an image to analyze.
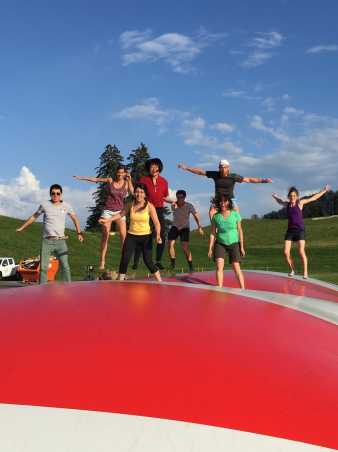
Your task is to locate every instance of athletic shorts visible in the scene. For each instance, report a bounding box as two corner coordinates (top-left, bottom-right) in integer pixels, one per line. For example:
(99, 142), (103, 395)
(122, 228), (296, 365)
(284, 229), (305, 242)
(101, 209), (126, 221)
(214, 241), (241, 263)
(168, 226), (190, 242)
(210, 197), (238, 209)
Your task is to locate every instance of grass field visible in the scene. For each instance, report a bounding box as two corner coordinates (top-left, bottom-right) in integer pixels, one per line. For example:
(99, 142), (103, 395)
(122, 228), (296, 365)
(1, 215), (337, 284)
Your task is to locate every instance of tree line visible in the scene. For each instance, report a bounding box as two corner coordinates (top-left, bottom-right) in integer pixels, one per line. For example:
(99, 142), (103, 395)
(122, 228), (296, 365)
(86, 143), (171, 231)
(263, 189), (338, 219)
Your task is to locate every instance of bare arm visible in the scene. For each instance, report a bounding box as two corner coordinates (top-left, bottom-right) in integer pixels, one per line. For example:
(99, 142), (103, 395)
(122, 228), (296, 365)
(69, 213), (84, 242)
(149, 204), (162, 243)
(242, 177), (273, 183)
(73, 175), (112, 184)
(192, 211), (204, 235)
(300, 185), (330, 207)
(208, 223), (217, 258)
(125, 172), (134, 195)
(16, 211), (40, 232)
(237, 221), (245, 256)
(272, 193), (288, 207)
(178, 163), (206, 177)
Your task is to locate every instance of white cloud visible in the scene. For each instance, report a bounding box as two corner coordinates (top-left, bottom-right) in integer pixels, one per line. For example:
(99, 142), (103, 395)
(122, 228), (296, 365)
(242, 50), (272, 68)
(250, 115), (289, 142)
(242, 31), (284, 68)
(222, 89), (258, 100)
(284, 106), (304, 115)
(119, 29), (225, 73)
(0, 167), (94, 227)
(211, 122), (235, 133)
(119, 30), (153, 50)
(114, 98), (170, 125)
(306, 44), (338, 54)
(181, 116), (242, 153)
(248, 31), (284, 49)
(262, 97), (276, 112)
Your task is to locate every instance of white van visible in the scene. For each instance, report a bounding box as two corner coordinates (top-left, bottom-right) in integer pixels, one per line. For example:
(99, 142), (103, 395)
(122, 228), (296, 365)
(0, 257), (18, 279)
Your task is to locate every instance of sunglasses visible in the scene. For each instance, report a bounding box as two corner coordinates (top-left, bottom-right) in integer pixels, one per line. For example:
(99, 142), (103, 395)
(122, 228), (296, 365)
(51, 192), (61, 196)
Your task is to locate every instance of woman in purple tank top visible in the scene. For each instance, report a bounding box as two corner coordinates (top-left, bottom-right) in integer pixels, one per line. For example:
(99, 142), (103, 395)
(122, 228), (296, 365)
(272, 185), (329, 279)
(74, 165), (134, 270)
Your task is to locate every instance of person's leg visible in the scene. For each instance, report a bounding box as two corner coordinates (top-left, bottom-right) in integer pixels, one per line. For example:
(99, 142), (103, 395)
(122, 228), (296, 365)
(55, 240), (72, 282)
(181, 241), (193, 272)
(168, 240), (176, 269)
(115, 218), (127, 248)
(155, 208), (166, 267)
(284, 240), (295, 275)
(297, 240), (308, 278)
(118, 234), (136, 279)
(142, 235), (162, 281)
(168, 226), (179, 269)
(232, 262), (245, 289)
(39, 239), (52, 284)
(215, 258), (224, 287)
(99, 222), (111, 270)
(132, 244), (142, 270)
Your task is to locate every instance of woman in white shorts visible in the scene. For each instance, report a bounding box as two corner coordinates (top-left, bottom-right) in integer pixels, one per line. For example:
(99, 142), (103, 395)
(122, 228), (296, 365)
(74, 165), (133, 269)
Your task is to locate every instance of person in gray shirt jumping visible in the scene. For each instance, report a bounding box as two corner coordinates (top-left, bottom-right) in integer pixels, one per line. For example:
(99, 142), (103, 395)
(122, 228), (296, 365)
(16, 184), (84, 284)
(168, 190), (204, 272)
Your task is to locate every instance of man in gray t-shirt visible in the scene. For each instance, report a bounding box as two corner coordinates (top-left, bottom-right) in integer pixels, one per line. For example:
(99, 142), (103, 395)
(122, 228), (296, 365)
(168, 190), (204, 272)
(16, 184), (84, 284)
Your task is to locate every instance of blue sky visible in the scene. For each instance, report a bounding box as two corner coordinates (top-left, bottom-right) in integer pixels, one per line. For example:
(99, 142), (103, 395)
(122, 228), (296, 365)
(1, 0), (338, 223)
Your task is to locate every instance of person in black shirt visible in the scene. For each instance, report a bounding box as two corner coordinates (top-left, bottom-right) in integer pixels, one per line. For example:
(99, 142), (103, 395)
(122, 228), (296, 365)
(178, 159), (272, 219)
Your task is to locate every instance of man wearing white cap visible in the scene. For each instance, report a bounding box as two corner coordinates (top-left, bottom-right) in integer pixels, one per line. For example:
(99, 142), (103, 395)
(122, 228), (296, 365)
(178, 160), (272, 218)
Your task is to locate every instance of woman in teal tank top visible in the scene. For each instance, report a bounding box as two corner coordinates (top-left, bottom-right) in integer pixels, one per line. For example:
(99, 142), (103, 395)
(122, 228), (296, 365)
(208, 195), (245, 289)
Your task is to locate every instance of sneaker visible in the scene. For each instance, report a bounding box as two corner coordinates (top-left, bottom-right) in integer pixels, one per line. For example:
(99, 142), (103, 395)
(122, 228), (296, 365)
(288, 270), (295, 277)
(156, 262), (165, 270)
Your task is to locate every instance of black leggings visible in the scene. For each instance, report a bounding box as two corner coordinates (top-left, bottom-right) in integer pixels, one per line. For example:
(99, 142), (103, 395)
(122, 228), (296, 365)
(133, 207), (166, 265)
(119, 233), (158, 274)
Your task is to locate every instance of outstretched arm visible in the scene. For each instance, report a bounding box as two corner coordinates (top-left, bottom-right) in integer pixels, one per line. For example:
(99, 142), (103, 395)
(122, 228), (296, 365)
(73, 175), (112, 184)
(178, 163), (206, 176)
(300, 185), (330, 207)
(242, 176), (273, 183)
(16, 212), (39, 232)
(272, 193), (288, 207)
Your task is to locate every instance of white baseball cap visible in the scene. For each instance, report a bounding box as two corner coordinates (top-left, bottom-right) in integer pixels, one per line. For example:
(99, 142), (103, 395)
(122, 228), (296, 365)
(219, 159), (230, 167)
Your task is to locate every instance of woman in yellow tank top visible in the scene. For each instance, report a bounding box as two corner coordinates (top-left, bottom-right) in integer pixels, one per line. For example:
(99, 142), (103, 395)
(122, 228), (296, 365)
(102, 183), (162, 281)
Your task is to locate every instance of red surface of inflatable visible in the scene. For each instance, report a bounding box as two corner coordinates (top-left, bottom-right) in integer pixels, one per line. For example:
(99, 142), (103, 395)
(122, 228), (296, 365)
(173, 270), (338, 303)
(0, 276), (337, 449)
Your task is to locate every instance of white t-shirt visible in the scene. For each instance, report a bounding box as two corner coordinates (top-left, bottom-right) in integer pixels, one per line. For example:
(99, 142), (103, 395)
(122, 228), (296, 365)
(36, 201), (74, 238)
(172, 202), (196, 230)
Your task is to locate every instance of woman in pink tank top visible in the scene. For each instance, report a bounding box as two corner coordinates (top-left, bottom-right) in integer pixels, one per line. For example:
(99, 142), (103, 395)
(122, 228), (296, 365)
(74, 165), (134, 270)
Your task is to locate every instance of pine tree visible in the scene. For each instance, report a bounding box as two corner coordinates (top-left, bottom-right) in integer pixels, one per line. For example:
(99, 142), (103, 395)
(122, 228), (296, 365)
(126, 142), (151, 183)
(86, 144), (124, 230)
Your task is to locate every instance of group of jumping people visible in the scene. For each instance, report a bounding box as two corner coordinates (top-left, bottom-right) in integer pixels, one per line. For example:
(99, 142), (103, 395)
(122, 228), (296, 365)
(16, 157), (330, 288)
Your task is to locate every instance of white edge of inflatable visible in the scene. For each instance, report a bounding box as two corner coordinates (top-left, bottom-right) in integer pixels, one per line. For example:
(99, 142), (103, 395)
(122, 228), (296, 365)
(0, 404), (333, 452)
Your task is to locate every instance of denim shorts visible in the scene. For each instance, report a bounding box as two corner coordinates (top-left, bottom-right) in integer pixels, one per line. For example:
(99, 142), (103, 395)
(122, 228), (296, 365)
(101, 209), (126, 221)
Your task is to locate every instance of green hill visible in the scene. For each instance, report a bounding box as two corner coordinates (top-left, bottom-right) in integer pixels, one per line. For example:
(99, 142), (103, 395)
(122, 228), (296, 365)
(1, 215), (337, 284)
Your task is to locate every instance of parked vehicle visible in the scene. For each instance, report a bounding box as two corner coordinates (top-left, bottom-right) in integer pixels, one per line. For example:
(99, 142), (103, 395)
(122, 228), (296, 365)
(0, 257), (19, 279)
